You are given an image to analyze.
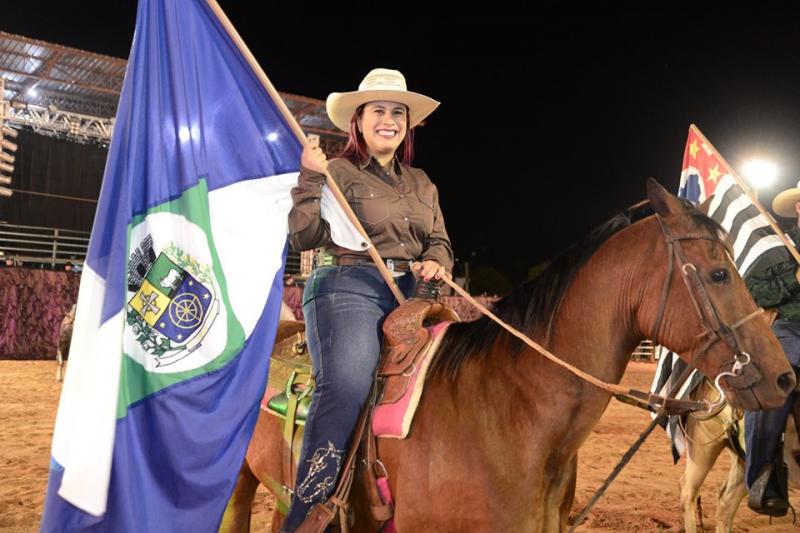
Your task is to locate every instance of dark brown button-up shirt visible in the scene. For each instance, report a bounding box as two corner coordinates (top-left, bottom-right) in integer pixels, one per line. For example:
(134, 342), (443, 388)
(288, 157), (453, 272)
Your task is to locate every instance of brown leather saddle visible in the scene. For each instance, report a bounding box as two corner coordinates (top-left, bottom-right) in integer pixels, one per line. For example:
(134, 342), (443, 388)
(355, 299), (459, 527)
(263, 299), (459, 529)
(377, 298), (459, 404)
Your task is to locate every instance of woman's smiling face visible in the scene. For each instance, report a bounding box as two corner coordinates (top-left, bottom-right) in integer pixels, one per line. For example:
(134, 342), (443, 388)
(357, 101), (408, 161)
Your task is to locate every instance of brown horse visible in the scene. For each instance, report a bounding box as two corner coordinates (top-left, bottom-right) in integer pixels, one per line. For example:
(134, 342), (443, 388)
(222, 180), (796, 532)
(680, 379), (800, 532)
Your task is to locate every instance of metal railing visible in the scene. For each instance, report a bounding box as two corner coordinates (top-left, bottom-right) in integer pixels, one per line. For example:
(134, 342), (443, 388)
(0, 224), (318, 274)
(284, 249), (313, 279)
(0, 223), (89, 267)
(631, 340), (656, 361)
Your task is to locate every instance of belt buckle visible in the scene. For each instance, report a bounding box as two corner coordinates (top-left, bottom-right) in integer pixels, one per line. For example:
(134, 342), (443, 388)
(385, 258), (404, 278)
(313, 249), (336, 269)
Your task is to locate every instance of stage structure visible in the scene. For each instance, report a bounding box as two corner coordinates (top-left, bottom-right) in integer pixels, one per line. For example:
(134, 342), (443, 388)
(0, 31), (346, 274)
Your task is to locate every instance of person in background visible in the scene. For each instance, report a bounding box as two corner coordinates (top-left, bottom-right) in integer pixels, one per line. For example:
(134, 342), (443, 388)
(743, 181), (800, 516)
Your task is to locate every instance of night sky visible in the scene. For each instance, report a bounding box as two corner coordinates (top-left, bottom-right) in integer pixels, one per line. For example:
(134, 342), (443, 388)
(6, 6), (800, 286)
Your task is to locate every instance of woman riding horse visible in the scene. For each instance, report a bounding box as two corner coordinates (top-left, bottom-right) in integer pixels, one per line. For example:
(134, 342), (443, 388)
(282, 68), (452, 531)
(223, 181), (796, 532)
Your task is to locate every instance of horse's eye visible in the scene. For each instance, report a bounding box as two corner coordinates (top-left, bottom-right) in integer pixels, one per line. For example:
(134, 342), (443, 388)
(711, 269), (729, 283)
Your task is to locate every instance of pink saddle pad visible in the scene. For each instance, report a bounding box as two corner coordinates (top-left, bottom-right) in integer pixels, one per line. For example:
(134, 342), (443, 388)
(372, 321), (451, 439)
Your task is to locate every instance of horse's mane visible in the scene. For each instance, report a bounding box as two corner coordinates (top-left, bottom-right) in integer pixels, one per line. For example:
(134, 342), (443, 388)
(431, 199), (723, 380)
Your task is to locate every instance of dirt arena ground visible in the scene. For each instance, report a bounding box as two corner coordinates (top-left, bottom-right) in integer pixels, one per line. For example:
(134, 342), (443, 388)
(2, 361), (798, 532)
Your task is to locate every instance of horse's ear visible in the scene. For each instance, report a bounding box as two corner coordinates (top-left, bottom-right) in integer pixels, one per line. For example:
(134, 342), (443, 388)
(647, 178), (682, 217)
(697, 195), (714, 215)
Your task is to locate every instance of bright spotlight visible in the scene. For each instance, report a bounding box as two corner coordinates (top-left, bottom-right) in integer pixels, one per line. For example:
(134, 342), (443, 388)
(742, 159), (778, 189)
(178, 126), (191, 143)
(27, 87), (38, 98)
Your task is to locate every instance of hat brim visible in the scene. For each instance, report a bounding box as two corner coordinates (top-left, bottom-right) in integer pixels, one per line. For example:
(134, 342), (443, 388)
(326, 90), (440, 132)
(772, 189), (800, 218)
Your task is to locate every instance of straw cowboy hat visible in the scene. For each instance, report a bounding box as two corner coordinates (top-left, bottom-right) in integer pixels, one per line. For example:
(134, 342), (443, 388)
(772, 181), (800, 218)
(326, 68), (440, 132)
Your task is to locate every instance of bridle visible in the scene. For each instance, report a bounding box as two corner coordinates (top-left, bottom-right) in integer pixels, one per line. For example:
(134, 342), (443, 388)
(441, 208), (766, 416)
(568, 202), (769, 531)
(651, 213), (764, 410)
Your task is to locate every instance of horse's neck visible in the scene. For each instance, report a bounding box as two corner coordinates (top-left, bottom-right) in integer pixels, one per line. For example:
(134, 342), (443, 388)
(547, 222), (656, 386)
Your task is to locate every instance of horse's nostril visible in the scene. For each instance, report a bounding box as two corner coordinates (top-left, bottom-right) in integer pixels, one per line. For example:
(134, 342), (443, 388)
(777, 371), (796, 396)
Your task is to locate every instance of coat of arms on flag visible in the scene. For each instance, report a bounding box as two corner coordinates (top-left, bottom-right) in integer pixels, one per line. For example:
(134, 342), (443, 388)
(126, 236), (220, 368)
(121, 207), (234, 374)
(40, 0), (366, 527)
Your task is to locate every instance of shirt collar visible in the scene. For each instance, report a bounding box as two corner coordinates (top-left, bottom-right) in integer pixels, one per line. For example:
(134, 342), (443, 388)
(359, 155), (401, 174)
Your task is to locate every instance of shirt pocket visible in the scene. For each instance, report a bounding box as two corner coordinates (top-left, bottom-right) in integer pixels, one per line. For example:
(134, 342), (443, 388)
(416, 189), (436, 231)
(350, 185), (391, 229)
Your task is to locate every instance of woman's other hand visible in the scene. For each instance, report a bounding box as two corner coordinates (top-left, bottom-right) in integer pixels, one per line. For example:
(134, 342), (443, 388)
(301, 137), (328, 173)
(411, 260), (446, 282)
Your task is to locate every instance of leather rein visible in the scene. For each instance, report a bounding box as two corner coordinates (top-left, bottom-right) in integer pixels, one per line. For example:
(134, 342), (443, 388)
(442, 213), (764, 416)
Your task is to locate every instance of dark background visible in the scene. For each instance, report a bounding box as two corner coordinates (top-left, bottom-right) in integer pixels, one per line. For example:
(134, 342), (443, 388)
(5, 5), (800, 289)
(5, 131), (106, 230)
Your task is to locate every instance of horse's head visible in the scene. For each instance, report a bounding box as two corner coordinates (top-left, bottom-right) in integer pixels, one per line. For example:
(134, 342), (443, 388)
(643, 179), (794, 411)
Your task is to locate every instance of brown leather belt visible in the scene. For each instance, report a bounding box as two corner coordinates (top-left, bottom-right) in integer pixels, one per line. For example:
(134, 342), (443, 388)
(335, 255), (413, 273)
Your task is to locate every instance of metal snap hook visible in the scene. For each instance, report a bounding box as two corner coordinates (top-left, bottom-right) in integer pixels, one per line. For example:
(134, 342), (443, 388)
(731, 352), (751, 375)
(707, 352), (752, 413)
(682, 263), (698, 275)
(700, 398), (717, 414)
(711, 371), (733, 406)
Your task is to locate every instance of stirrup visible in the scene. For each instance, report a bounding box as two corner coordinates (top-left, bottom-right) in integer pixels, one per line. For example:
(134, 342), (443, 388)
(267, 369), (313, 423)
(748, 462), (789, 517)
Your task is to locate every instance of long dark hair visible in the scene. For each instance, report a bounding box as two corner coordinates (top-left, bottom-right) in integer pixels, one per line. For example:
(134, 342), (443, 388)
(339, 104), (415, 165)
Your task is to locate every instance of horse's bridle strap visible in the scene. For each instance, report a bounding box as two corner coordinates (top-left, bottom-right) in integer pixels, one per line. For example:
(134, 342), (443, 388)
(731, 308), (765, 330)
(438, 213), (753, 417)
(654, 215), (757, 359)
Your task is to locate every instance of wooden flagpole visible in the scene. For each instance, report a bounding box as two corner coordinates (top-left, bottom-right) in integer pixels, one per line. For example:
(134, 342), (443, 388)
(206, 0), (406, 303)
(691, 124), (800, 266)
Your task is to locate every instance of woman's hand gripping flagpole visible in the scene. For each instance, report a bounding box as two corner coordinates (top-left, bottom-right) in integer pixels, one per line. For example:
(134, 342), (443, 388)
(208, 0), (406, 304)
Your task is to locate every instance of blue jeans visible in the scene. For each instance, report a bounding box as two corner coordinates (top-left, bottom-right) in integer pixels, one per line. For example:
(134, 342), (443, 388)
(281, 265), (415, 532)
(745, 319), (800, 488)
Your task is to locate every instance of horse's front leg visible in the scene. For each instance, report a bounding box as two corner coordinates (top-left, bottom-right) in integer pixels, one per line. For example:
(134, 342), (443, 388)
(715, 450), (746, 533)
(543, 454), (576, 532)
(681, 417), (727, 533)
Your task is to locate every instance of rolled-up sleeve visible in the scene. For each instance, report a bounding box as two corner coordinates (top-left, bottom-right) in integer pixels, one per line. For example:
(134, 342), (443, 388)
(288, 166), (331, 251)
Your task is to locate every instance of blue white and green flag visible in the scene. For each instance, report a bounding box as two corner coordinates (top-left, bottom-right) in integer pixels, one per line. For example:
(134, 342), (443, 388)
(39, 1), (360, 530)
